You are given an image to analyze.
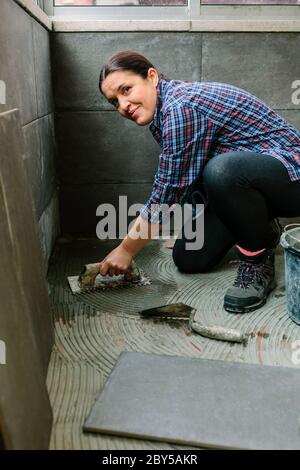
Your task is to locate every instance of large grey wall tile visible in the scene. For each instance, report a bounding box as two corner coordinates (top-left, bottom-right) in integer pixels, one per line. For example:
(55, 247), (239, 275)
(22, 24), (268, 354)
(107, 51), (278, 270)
(60, 183), (153, 234)
(23, 119), (42, 218)
(0, 109), (54, 373)
(278, 110), (300, 132)
(1, 0), (58, 264)
(23, 114), (57, 220)
(0, 0), (37, 125)
(0, 109), (53, 449)
(202, 33), (300, 109)
(40, 114), (57, 208)
(56, 112), (160, 184)
(51, 33), (202, 111)
(0, 194), (53, 449)
(38, 190), (60, 269)
(32, 18), (54, 117)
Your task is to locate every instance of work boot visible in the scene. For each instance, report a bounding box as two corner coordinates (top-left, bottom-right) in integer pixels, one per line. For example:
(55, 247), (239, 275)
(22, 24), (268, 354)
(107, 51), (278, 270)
(224, 249), (276, 313)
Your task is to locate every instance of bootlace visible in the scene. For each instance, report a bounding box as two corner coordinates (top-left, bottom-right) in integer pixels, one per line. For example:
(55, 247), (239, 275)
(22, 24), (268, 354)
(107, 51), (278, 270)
(229, 260), (274, 289)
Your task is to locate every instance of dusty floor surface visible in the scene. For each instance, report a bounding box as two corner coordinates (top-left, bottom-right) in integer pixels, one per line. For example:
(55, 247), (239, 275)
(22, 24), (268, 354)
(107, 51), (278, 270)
(46, 238), (300, 450)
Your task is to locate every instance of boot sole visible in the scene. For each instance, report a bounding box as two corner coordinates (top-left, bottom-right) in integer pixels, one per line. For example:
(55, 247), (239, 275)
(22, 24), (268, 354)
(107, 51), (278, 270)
(224, 279), (277, 314)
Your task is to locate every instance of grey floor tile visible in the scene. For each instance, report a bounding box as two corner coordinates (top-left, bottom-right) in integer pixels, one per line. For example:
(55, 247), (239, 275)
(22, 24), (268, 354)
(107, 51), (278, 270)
(84, 351), (300, 450)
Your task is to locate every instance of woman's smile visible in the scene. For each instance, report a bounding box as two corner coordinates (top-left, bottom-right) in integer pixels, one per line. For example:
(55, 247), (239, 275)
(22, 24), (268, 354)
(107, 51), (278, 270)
(130, 106), (140, 119)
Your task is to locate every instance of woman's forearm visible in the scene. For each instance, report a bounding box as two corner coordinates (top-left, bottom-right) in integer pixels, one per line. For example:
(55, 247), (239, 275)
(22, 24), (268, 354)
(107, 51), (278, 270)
(120, 214), (160, 257)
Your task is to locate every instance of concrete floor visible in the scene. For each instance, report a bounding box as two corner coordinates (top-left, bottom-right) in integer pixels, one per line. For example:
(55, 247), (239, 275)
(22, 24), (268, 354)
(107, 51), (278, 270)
(47, 238), (300, 450)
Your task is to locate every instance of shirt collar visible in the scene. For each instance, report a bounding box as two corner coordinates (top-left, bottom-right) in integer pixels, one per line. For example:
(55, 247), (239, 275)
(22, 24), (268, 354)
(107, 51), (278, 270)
(150, 78), (169, 130)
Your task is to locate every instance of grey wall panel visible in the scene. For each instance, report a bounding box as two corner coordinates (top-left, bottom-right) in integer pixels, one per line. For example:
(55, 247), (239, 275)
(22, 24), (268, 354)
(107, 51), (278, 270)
(0, 0), (37, 125)
(201, 33), (300, 110)
(51, 32), (202, 112)
(56, 112), (160, 184)
(38, 191), (60, 269)
(51, 32), (300, 234)
(1, 0), (58, 265)
(278, 110), (300, 132)
(271, 110), (300, 225)
(23, 119), (42, 217)
(32, 18), (54, 117)
(23, 114), (57, 220)
(0, 109), (53, 449)
(0, 199), (53, 449)
(40, 114), (57, 210)
(60, 183), (153, 234)
(0, 110), (54, 374)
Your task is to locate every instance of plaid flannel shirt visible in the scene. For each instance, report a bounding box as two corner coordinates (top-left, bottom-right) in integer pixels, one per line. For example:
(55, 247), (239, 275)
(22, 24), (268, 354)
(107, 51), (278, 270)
(139, 79), (300, 224)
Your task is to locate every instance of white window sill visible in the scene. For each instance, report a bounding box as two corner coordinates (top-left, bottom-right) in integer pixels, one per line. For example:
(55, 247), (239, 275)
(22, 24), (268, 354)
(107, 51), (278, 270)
(52, 19), (189, 32)
(191, 18), (300, 32)
(52, 18), (300, 32)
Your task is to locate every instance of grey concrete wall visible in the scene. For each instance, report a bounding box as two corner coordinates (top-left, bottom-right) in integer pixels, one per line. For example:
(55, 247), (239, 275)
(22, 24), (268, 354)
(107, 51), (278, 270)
(0, 109), (53, 449)
(0, 0), (59, 267)
(51, 32), (300, 234)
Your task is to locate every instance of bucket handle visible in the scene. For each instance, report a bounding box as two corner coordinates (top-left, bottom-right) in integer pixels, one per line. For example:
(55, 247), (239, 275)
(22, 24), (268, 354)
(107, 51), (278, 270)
(283, 223), (300, 244)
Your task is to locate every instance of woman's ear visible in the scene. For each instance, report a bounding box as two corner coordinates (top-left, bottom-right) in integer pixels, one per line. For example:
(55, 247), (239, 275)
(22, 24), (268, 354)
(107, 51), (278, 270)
(148, 67), (159, 87)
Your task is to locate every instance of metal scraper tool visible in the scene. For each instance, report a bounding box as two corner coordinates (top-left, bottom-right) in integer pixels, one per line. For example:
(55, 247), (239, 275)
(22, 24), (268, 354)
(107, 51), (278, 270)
(68, 260), (151, 294)
(140, 303), (247, 344)
(139, 303), (196, 320)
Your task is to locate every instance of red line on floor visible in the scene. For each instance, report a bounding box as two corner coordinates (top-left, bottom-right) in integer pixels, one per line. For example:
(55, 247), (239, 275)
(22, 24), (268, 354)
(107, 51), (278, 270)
(190, 341), (202, 353)
(257, 322), (269, 365)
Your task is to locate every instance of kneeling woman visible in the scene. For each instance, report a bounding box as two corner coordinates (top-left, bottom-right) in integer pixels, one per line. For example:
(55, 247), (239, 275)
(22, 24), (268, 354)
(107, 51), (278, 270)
(98, 51), (300, 313)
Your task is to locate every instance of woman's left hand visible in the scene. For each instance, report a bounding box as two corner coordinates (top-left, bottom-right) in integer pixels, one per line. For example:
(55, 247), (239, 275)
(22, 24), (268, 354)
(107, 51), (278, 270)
(98, 245), (133, 277)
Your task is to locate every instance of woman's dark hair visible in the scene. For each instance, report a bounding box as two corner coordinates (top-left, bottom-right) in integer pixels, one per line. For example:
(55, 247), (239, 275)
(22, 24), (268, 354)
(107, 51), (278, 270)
(99, 51), (170, 94)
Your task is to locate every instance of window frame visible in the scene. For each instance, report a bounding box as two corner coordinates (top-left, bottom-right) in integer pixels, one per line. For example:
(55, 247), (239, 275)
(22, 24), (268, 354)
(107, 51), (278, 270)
(52, 2), (192, 20)
(35, 0), (300, 21)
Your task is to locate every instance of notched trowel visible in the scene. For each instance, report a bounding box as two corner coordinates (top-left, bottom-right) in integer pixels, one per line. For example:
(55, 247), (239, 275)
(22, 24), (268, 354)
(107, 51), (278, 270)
(140, 303), (247, 344)
(139, 303), (196, 320)
(68, 260), (151, 294)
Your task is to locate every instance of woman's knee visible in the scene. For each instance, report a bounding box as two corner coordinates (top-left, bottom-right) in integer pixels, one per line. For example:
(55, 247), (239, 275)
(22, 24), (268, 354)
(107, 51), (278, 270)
(172, 239), (213, 273)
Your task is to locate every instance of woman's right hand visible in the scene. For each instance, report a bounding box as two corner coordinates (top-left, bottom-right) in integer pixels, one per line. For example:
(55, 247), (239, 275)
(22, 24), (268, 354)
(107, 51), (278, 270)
(98, 245), (134, 277)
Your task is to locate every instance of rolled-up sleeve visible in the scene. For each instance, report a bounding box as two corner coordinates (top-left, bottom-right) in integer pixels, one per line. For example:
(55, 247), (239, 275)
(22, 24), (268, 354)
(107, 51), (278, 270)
(139, 105), (216, 223)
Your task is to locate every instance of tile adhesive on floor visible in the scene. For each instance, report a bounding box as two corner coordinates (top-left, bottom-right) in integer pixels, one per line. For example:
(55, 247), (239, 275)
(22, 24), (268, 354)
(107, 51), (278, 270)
(47, 238), (300, 450)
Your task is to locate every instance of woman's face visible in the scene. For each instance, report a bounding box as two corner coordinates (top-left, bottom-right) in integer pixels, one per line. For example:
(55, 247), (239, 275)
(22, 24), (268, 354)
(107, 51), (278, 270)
(101, 68), (159, 126)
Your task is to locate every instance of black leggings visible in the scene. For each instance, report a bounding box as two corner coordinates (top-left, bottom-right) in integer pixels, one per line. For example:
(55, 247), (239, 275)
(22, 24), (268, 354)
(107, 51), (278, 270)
(172, 151), (300, 273)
